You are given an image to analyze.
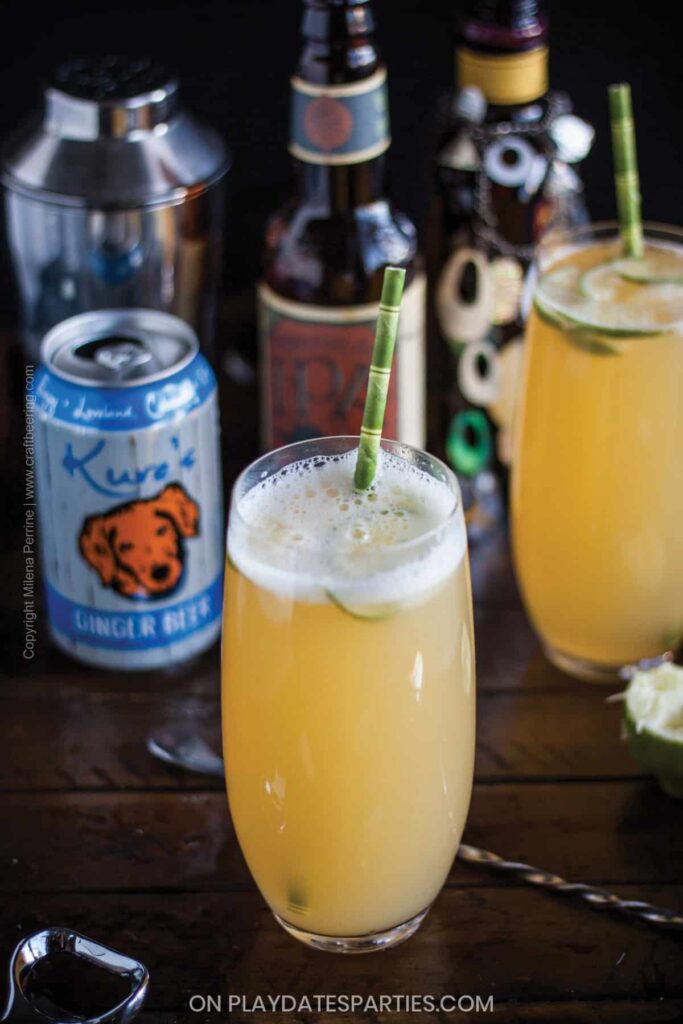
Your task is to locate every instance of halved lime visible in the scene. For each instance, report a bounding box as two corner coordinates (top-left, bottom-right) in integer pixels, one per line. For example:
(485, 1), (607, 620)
(622, 663), (683, 798)
(326, 589), (401, 621)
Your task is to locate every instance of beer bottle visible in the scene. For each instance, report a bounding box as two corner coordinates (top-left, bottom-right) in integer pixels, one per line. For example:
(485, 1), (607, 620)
(258, 0), (426, 449)
(427, 0), (593, 535)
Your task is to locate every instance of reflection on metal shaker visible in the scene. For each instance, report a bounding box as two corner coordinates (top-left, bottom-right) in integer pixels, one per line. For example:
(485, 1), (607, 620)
(1, 56), (230, 361)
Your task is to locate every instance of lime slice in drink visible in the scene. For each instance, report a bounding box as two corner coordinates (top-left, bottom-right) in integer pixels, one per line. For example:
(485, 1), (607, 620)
(622, 663), (683, 798)
(533, 296), (622, 356)
(287, 880), (309, 915)
(575, 259), (683, 330)
(612, 249), (683, 286)
(326, 589), (401, 621)
(580, 260), (683, 322)
(535, 259), (680, 356)
(578, 261), (622, 301)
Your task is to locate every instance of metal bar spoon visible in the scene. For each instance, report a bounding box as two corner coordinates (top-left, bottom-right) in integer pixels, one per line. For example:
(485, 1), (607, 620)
(148, 729), (683, 936)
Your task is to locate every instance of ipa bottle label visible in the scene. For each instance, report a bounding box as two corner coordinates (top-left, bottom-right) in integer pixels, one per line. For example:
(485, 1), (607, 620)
(259, 276), (426, 449)
(289, 68), (391, 165)
(259, 0), (426, 453)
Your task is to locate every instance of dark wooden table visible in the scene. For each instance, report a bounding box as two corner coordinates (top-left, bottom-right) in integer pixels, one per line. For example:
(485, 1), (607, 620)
(1, 318), (682, 1024)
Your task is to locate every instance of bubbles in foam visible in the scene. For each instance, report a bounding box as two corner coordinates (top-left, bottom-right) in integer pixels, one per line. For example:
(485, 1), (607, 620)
(228, 449), (466, 604)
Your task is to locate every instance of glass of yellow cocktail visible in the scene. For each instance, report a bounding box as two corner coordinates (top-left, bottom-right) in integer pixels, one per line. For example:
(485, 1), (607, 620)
(512, 221), (683, 681)
(222, 435), (475, 952)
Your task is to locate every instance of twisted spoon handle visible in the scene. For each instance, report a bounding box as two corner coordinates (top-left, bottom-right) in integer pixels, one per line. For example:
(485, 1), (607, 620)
(458, 844), (683, 933)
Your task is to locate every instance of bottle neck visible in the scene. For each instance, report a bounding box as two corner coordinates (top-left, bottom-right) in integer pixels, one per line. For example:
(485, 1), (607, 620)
(456, 0), (549, 106)
(290, 0), (389, 208)
(299, 0), (377, 84)
(296, 157), (387, 211)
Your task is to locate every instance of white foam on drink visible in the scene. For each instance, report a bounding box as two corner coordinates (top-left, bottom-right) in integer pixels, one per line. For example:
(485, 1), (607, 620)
(228, 449), (466, 605)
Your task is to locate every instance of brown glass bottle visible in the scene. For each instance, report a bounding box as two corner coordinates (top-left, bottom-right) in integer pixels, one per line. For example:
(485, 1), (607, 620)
(259, 0), (425, 450)
(427, 0), (591, 535)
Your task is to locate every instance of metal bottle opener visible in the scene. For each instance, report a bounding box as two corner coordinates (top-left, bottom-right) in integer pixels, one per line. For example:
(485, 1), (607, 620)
(1, 928), (149, 1024)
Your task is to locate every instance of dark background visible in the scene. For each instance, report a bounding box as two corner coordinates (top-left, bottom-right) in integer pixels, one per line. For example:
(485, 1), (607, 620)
(0, 0), (681, 322)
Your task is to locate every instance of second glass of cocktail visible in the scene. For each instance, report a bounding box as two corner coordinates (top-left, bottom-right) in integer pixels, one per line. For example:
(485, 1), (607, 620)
(512, 221), (683, 681)
(512, 85), (683, 682)
(222, 435), (475, 951)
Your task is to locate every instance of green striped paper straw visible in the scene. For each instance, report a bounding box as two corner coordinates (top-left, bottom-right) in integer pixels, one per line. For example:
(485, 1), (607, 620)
(609, 83), (644, 260)
(353, 266), (406, 491)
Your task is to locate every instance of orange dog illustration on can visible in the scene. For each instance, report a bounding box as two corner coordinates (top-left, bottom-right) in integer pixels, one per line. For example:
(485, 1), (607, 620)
(79, 483), (199, 600)
(33, 310), (224, 671)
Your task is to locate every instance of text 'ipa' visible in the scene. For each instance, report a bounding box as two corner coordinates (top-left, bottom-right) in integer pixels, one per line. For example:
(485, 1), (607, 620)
(259, 0), (426, 450)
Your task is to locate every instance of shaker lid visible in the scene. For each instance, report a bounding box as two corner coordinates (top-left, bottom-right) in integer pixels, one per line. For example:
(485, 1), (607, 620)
(52, 55), (172, 103)
(1, 56), (230, 209)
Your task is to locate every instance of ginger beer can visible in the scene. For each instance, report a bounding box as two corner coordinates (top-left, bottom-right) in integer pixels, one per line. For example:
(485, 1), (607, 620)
(33, 309), (223, 669)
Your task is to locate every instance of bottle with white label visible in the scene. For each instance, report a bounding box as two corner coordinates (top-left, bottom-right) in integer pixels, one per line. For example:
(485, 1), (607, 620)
(258, 0), (426, 450)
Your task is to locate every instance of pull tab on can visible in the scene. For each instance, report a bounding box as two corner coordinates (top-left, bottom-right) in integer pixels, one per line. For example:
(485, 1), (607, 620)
(92, 339), (155, 375)
(44, 309), (198, 386)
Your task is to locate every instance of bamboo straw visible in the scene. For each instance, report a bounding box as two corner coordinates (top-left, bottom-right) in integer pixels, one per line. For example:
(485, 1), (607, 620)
(609, 83), (643, 260)
(353, 266), (406, 491)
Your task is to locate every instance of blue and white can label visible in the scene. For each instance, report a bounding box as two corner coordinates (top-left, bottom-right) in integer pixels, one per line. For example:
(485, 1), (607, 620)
(33, 327), (224, 671)
(289, 67), (390, 166)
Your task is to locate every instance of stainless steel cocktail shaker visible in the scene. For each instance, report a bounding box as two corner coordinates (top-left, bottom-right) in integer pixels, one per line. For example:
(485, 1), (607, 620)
(2, 56), (230, 361)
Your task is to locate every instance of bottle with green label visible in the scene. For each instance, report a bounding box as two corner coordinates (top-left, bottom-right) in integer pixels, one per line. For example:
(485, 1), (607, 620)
(427, 0), (593, 537)
(258, 0), (426, 451)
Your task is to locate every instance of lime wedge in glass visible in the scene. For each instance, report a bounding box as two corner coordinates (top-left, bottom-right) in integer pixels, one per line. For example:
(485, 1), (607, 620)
(622, 663), (683, 798)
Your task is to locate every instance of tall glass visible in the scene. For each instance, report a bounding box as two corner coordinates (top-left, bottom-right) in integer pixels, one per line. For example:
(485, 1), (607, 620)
(222, 437), (475, 952)
(512, 223), (683, 682)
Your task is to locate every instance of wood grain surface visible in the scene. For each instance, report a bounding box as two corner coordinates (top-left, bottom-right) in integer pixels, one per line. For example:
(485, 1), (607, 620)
(1, 327), (681, 1024)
